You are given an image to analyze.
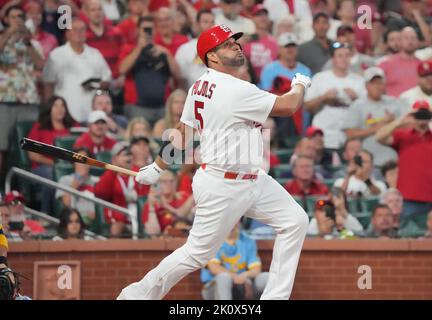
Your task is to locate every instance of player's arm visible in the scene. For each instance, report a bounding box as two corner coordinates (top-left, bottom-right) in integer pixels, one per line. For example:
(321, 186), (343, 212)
(136, 122), (195, 185)
(269, 74), (311, 117)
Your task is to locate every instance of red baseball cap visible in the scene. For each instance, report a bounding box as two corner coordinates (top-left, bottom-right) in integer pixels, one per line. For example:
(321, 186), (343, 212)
(251, 4), (268, 16)
(5, 190), (26, 205)
(417, 60), (432, 77)
(306, 126), (324, 137)
(412, 100), (431, 110)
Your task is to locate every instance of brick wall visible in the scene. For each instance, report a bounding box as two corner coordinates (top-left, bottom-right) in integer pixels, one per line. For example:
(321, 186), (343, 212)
(7, 239), (432, 300)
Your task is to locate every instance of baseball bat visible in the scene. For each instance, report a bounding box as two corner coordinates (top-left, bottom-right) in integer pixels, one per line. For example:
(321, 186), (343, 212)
(20, 138), (137, 177)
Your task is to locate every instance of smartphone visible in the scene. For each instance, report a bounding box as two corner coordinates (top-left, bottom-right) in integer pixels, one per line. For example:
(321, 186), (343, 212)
(354, 154), (363, 167)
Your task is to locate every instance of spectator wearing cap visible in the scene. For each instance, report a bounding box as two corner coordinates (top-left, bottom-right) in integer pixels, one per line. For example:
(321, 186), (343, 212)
(215, 0), (256, 35)
(322, 25), (376, 74)
(400, 60), (432, 107)
(116, 0), (150, 45)
(92, 90), (127, 139)
(119, 15), (182, 126)
(260, 32), (311, 136)
(306, 126), (342, 168)
(378, 26), (421, 97)
(284, 155), (329, 198)
(304, 42), (365, 150)
(381, 160), (399, 189)
(23, 1), (58, 60)
(175, 9), (215, 88)
(43, 18), (112, 123)
(74, 110), (117, 155)
(307, 191), (363, 237)
(242, 5), (278, 83)
(376, 100), (432, 218)
(380, 188), (404, 230)
(365, 204), (398, 238)
(334, 149), (387, 197)
(82, 0), (125, 90)
(26, 95), (76, 214)
(95, 141), (149, 237)
(298, 12), (333, 75)
(56, 147), (99, 226)
(153, 7), (189, 56)
(343, 67), (407, 167)
(385, 0), (432, 47)
(4, 190), (46, 241)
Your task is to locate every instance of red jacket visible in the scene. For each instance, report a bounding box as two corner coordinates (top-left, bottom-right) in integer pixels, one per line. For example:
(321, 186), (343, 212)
(94, 170), (149, 223)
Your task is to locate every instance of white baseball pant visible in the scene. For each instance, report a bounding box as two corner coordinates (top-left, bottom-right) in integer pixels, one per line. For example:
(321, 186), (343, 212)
(117, 167), (308, 300)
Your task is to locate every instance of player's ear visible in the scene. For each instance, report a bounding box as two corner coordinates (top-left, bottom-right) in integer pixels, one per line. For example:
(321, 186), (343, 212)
(206, 51), (218, 65)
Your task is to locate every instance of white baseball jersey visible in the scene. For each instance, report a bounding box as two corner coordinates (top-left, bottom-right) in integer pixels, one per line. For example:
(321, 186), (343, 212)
(180, 68), (277, 173)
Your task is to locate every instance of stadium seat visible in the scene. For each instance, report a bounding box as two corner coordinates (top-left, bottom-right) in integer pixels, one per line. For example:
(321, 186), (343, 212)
(360, 196), (380, 213)
(274, 148), (294, 164)
(276, 177), (289, 186)
(95, 151), (112, 163)
(324, 178), (335, 190)
(11, 121), (34, 169)
(54, 135), (78, 151)
(346, 197), (360, 214)
(352, 211), (372, 230)
(283, 136), (301, 148)
(398, 213), (428, 238)
(273, 164), (291, 179)
(53, 163), (74, 182)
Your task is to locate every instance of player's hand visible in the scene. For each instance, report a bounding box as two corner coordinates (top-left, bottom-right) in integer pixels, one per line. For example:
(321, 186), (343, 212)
(291, 73), (311, 89)
(135, 162), (165, 185)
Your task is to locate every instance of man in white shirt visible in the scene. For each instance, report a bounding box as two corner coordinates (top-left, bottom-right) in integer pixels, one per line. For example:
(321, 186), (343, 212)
(215, 0), (255, 34)
(304, 42), (366, 149)
(175, 9), (214, 88)
(400, 59), (432, 107)
(43, 18), (112, 123)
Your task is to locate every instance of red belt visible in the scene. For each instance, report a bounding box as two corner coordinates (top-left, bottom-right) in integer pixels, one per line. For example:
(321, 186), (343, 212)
(200, 164), (258, 180)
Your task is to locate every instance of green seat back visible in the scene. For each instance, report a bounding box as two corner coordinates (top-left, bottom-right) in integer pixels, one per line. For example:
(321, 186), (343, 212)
(273, 164), (291, 178)
(274, 148), (294, 164)
(95, 151), (112, 163)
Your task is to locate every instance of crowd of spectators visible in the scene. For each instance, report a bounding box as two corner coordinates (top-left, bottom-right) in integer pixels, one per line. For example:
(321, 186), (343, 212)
(0, 0), (431, 242)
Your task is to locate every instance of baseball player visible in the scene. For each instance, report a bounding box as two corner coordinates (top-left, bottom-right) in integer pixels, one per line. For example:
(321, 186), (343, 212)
(117, 24), (311, 300)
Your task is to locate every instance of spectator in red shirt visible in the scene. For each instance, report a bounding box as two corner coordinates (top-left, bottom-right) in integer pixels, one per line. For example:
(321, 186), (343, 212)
(284, 155), (329, 198)
(142, 170), (194, 237)
(376, 100), (432, 219)
(27, 95), (76, 214)
(118, 16), (182, 125)
(378, 26), (421, 97)
(83, 0), (124, 84)
(74, 110), (117, 155)
(94, 141), (148, 237)
(154, 7), (189, 56)
(24, 1), (58, 60)
(117, 0), (149, 45)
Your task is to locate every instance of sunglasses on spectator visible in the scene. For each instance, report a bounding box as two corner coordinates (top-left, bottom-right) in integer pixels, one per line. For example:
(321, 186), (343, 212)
(331, 42), (351, 50)
(9, 200), (23, 206)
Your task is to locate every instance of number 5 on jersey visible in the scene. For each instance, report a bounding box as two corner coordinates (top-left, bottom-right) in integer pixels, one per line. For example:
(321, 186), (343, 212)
(194, 100), (204, 130)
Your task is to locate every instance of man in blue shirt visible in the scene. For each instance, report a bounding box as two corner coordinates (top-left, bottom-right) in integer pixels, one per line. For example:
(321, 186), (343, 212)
(201, 223), (269, 300)
(260, 32), (312, 137)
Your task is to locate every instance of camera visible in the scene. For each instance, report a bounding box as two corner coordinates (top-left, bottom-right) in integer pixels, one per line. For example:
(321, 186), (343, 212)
(143, 27), (153, 36)
(413, 108), (432, 120)
(315, 199), (336, 221)
(354, 154), (363, 167)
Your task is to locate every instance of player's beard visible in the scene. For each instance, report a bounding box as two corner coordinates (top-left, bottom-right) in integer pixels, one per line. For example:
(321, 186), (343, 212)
(220, 53), (245, 67)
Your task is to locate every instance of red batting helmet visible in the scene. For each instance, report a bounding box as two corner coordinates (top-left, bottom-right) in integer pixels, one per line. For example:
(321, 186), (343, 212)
(197, 24), (243, 64)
